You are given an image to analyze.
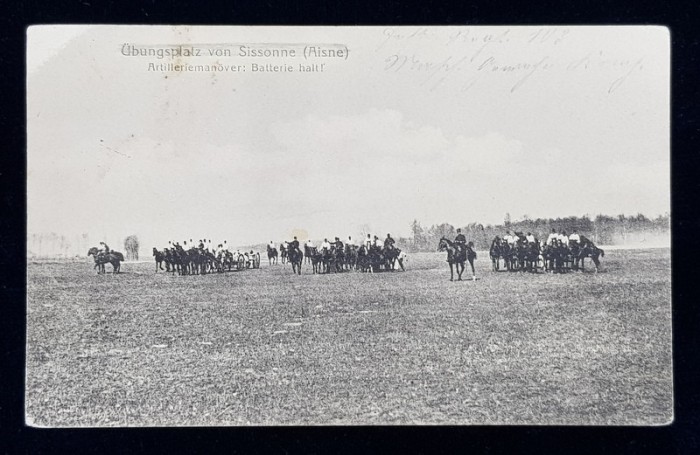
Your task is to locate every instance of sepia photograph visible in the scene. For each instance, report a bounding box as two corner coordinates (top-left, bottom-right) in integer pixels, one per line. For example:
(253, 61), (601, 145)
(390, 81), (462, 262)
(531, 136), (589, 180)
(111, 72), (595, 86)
(26, 25), (671, 426)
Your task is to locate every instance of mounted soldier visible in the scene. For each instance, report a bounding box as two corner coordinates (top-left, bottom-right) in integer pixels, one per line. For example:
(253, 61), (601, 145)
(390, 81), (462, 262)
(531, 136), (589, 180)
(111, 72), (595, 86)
(289, 236), (300, 252)
(560, 231), (570, 247)
(568, 229), (581, 246)
(384, 233), (396, 251)
(98, 241), (110, 256)
(454, 229), (466, 253)
(321, 238), (332, 252)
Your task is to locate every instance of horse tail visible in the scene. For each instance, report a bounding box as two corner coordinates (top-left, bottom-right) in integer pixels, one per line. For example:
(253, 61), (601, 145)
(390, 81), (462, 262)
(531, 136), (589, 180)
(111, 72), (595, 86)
(600, 248), (605, 257)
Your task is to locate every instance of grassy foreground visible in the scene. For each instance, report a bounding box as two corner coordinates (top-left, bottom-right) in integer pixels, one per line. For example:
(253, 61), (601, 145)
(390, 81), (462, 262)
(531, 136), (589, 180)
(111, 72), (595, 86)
(26, 248), (672, 426)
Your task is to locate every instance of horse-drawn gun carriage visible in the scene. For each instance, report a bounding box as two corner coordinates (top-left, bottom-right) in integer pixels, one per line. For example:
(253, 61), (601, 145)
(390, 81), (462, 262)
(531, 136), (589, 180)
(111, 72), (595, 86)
(149, 245), (258, 275)
(220, 250), (247, 272)
(244, 251), (261, 269)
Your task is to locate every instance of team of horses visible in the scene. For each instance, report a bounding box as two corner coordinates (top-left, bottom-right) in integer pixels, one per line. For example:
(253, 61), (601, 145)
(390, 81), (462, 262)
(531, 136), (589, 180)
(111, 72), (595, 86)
(489, 235), (605, 274)
(150, 247), (258, 275)
(268, 243), (406, 275)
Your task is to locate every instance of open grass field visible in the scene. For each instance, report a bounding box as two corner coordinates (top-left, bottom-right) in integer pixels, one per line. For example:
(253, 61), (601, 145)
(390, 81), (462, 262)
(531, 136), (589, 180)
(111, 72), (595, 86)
(26, 248), (672, 426)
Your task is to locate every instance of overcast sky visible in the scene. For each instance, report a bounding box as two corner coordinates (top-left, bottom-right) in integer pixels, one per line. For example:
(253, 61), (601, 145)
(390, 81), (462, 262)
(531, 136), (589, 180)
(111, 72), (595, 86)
(27, 26), (669, 249)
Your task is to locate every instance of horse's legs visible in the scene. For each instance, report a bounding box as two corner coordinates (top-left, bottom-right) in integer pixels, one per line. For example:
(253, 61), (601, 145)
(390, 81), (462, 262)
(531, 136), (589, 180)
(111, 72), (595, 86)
(468, 258), (475, 278)
(449, 262), (454, 281)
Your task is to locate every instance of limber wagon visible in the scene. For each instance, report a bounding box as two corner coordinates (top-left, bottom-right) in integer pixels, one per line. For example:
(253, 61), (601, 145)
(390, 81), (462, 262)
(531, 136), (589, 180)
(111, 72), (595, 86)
(243, 252), (261, 270)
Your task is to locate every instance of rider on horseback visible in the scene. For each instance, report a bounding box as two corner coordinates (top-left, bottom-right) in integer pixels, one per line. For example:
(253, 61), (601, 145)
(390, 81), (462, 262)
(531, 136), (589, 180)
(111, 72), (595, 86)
(289, 236), (300, 253)
(385, 233), (396, 250)
(526, 232), (536, 243)
(99, 242), (110, 255)
(568, 229), (580, 246)
(560, 231), (570, 246)
(454, 229), (467, 255)
(321, 238), (331, 252)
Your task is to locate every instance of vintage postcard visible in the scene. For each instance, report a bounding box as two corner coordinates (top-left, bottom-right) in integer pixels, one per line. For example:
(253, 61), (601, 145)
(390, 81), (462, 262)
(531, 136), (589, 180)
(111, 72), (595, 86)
(26, 25), (671, 426)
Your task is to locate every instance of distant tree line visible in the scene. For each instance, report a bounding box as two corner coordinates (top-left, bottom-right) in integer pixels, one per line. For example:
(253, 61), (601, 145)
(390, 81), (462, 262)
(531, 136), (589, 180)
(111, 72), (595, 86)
(27, 232), (141, 260)
(27, 232), (91, 259)
(406, 213), (670, 252)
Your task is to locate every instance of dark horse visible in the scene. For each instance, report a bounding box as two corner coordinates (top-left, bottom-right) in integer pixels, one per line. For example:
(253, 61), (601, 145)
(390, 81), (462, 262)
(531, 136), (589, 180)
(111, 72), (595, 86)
(489, 236), (506, 271)
(438, 238), (476, 281)
(267, 245), (278, 265)
(307, 247), (323, 274)
(287, 246), (304, 275)
(573, 236), (605, 272)
(153, 247), (165, 272)
(344, 244), (358, 270)
(88, 247), (124, 274)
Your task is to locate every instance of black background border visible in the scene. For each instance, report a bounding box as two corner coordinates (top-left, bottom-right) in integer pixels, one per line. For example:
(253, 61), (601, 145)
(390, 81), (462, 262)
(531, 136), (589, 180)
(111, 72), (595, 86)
(2, 1), (698, 453)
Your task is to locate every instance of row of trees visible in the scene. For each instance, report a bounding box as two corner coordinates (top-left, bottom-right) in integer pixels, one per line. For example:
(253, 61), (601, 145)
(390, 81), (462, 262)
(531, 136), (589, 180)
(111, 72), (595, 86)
(28, 233), (141, 260)
(407, 213), (670, 252)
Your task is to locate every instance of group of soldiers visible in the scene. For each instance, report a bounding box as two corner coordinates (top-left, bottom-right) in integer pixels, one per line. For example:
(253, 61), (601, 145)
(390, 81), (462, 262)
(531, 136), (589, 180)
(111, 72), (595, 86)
(275, 233), (398, 255)
(490, 227), (602, 273)
(270, 233), (403, 273)
(497, 228), (583, 248)
(160, 239), (257, 261)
